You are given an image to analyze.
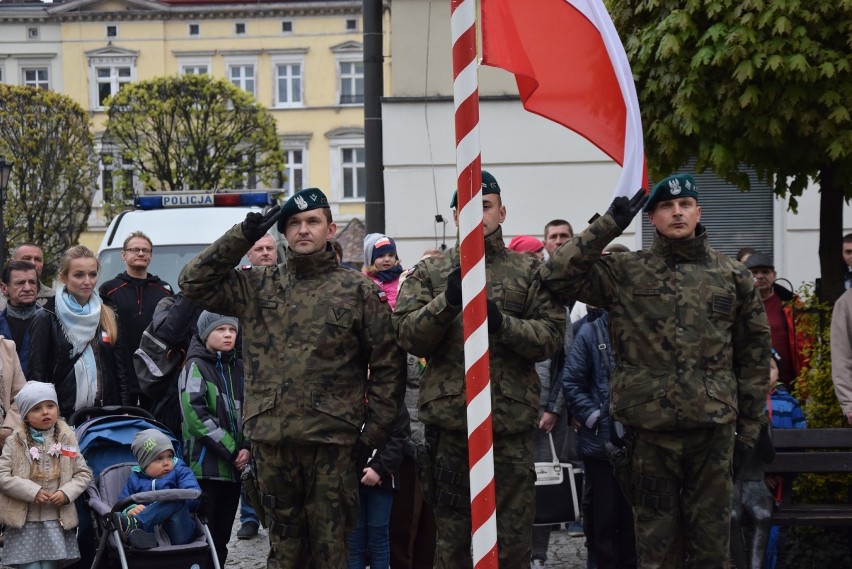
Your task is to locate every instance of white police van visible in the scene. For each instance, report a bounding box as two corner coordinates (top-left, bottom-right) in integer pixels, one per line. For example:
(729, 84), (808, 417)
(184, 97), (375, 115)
(98, 191), (278, 291)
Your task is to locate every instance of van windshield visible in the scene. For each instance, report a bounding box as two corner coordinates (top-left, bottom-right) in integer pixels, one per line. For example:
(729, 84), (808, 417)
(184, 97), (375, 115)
(98, 245), (250, 292)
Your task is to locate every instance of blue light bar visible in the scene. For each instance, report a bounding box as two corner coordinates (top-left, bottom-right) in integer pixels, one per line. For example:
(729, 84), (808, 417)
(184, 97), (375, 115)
(134, 192), (275, 210)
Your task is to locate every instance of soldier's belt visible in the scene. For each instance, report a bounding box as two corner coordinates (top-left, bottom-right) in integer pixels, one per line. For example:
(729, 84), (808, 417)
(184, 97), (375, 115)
(267, 520), (306, 538)
(631, 472), (678, 510)
(631, 472), (677, 495)
(434, 466), (469, 488)
(260, 492), (285, 509)
(434, 488), (468, 509)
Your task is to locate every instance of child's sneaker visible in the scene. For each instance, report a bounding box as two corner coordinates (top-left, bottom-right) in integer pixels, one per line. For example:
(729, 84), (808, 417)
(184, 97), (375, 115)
(113, 512), (158, 549)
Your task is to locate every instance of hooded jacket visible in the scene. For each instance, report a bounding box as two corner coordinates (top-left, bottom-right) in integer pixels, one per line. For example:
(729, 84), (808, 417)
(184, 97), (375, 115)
(0, 420), (92, 529)
(99, 272), (173, 405)
(179, 335), (246, 483)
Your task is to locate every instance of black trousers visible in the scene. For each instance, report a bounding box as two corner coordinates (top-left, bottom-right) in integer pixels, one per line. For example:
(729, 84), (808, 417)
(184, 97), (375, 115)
(199, 479), (242, 567)
(584, 457), (637, 568)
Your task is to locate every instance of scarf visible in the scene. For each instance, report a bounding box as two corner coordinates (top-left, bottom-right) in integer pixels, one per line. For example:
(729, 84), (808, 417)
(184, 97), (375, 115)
(4, 303), (38, 321)
(374, 265), (404, 284)
(55, 285), (101, 412)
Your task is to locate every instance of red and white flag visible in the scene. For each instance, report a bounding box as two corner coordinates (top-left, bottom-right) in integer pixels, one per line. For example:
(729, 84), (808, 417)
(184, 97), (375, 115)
(482, 0), (646, 197)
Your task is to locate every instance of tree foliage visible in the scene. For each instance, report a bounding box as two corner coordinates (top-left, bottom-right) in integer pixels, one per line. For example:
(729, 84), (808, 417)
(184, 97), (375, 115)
(0, 85), (98, 282)
(608, 0), (852, 301)
(103, 74), (286, 208)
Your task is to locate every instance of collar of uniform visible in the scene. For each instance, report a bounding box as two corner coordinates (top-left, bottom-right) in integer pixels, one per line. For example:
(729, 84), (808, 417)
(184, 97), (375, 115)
(452, 226), (506, 260)
(649, 223), (711, 263)
(285, 246), (339, 279)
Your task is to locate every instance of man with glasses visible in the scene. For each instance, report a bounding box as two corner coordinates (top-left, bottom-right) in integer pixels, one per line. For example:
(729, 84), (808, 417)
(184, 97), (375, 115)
(99, 231), (173, 410)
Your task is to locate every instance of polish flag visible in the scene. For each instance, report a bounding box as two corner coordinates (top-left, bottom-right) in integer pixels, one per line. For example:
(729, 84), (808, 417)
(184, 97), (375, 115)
(481, 0), (646, 198)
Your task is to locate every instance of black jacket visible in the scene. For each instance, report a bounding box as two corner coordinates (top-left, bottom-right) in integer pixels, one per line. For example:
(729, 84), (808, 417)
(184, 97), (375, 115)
(27, 297), (119, 421)
(365, 400), (411, 491)
(98, 272), (173, 405)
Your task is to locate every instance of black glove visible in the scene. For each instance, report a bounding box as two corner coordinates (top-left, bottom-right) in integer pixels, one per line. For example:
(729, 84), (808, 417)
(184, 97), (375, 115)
(445, 267), (462, 306)
(732, 439), (752, 480)
(606, 188), (648, 230)
(241, 205), (282, 243)
(351, 439), (374, 473)
(486, 300), (503, 334)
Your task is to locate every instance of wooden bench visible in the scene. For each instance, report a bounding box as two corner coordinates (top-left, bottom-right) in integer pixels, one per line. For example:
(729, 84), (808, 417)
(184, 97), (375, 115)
(765, 428), (852, 526)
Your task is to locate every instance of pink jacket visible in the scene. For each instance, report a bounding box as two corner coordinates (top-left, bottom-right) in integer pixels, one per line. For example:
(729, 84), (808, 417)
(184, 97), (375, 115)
(367, 274), (400, 310)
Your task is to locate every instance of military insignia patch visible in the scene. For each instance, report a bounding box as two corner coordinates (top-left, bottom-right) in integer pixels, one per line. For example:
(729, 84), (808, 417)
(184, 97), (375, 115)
(668, 178), (682, 195)
(634, 288), (660, 296)
(377, 291), (388, 303)
(295, 195), (308, 210)
(712, 293), (734, 316)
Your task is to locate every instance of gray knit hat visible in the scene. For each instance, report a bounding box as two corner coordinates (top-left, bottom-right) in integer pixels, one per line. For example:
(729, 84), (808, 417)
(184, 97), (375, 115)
(15, 381), (58, 421)
(132, 429), (174, 471)
(364, 233), (397, 267)
(196, 311), (239, 343)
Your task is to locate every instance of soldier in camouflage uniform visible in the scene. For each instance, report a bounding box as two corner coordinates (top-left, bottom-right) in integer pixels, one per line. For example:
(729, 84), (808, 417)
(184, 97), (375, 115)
(179, 188), (406, 569)
(541, 174), (771, 568)
(393, 171), (565, 568)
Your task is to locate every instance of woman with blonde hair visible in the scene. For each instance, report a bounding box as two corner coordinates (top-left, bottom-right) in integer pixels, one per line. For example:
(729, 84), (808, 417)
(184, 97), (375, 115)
(28, 245), (119, 420)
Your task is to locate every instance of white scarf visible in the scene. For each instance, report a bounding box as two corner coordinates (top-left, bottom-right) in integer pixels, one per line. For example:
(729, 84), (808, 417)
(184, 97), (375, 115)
(55, 284), (101, 411)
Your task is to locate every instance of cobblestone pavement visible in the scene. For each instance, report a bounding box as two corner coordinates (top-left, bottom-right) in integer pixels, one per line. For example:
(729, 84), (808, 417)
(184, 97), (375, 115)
(226, 518), (589, 568)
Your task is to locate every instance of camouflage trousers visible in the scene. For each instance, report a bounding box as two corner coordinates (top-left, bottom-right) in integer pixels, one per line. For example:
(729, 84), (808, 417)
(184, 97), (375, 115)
(430, 428), (535, 568)
(254, 442), (358, 569)
(630, 423), (735, 568)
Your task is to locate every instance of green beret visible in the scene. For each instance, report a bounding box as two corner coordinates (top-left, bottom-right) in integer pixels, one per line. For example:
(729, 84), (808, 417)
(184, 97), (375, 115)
(277, 187), (330, 231)
(450, 170), (501, 208)
(644, 174), (699, 212)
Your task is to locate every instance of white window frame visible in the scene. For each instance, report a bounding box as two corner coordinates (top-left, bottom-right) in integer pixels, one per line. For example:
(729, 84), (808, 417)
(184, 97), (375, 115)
(281, 20), (293, 34)
(94, 65), (133, 108)
(226, 56), (257, 97)
(235, 22), (246, 35)
(279, 135), (310, 197)
(271, 52), (305, 108)
(26, 26), (40, 41)
(327, 129), (365, 201)
(106, 25), (118, 38)
(178, 56), (211, 76)
(345, 18), (358, 32)
(188, 23), (200, 37)
(21, 67), (49, 90)
(337, 59), (364, 106)
(99, 151), (136, 202)
(87, 51), (138, 111)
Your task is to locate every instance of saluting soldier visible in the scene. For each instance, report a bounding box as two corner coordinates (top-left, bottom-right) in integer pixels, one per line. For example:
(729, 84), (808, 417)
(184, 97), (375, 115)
(179, 188), (406, 568)
(393, 171), (565, 568)
(541, 174), (771, 568)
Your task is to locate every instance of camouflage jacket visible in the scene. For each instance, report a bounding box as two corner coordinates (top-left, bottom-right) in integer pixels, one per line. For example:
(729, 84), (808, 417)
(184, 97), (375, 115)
(393, 228), (565, 435)
(179, 225), (406, 449)
(540, 213), (771, 442)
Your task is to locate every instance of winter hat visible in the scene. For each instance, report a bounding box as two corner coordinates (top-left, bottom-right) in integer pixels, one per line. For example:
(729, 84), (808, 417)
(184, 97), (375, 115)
(507, 235), (544, 254)
(745, 252), (774, 270)
(15, 381), (58, 421)
(196, 311), (239, 343)
(132, 429), (174, 471)
(364, 233), (397, 266)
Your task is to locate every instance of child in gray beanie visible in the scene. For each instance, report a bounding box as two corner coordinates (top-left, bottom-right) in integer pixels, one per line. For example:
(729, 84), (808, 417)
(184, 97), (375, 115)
(114, 428), (201, 549)
(0, 381), (93, 567)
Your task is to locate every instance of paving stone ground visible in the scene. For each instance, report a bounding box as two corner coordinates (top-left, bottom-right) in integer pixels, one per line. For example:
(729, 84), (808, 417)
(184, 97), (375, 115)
(226, 517), (589, 568)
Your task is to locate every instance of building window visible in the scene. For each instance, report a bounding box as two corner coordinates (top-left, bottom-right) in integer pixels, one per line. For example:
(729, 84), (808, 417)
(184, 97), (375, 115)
(101, 154), (135, 202)
(281, 20), (293, 34)
(0, 67), (4, 83)
(341, 147), (365, 198)
(280, 148), (305, 197)
(106, 25), (118, 38)
(27, 27), (39, 40)
(96, 65), (132, 106)
(233, 154), (257, 190)
(22, 68), (49, 90)
(189, 23), (200, 36)
(181, 65), (208, 75)
(346, 18), (358, 31)
(229, 64), (256, 96)
(338, 61), (363, 105)
(275, 62), (303, 107)
(235, 22), (246, 35)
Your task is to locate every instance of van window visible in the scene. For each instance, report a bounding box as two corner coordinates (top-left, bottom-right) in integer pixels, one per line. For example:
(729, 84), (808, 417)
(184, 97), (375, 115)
(98, 245), (250, 292)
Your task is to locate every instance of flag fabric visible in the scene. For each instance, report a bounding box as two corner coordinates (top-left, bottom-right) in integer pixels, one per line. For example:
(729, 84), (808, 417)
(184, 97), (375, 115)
(481, 0), (646, 197)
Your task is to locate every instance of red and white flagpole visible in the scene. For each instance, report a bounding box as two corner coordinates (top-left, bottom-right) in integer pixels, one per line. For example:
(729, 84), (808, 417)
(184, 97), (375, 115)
(450, 1), (498, 567)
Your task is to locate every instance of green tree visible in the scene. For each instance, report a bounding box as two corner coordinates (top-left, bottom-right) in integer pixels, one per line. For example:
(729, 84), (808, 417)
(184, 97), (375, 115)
(0, 85), (98, 282)
(103, 74), (286, 212)
(608, 0), (852, 301)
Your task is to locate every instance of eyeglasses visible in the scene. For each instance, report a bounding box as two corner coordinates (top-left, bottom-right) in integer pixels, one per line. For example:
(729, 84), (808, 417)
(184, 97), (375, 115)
(124, 247), (152, 255)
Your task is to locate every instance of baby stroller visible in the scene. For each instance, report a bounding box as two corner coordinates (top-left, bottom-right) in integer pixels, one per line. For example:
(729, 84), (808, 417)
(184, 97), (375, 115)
(72, 406), (221, 569)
